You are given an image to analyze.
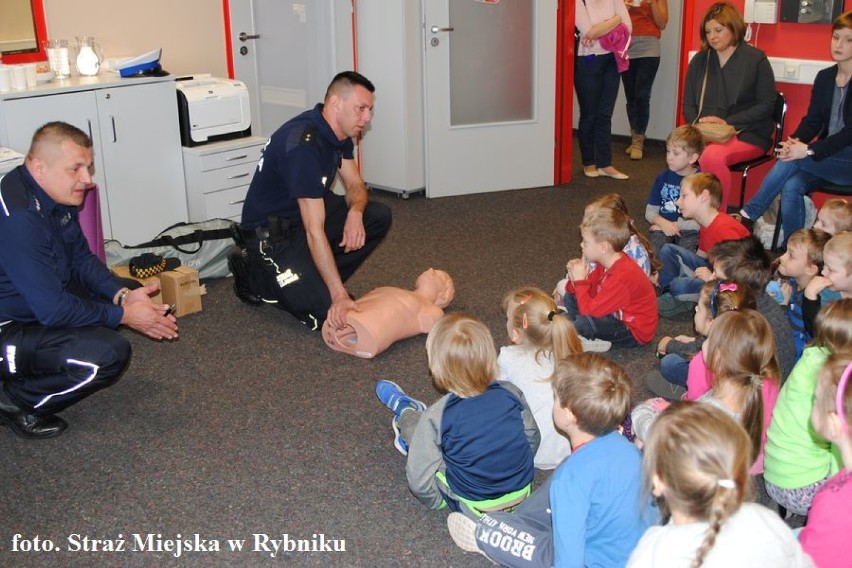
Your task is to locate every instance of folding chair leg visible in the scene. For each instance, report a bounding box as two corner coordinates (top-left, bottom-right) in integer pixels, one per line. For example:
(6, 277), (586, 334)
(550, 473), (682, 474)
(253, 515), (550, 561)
(771, 206), (783, 251)
(739, 167), (751, 210)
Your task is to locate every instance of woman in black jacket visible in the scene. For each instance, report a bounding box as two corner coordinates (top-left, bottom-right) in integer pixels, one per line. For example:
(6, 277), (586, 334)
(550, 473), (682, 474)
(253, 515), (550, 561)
(682, 2), (776, 210)
(740, 11), (852, 246)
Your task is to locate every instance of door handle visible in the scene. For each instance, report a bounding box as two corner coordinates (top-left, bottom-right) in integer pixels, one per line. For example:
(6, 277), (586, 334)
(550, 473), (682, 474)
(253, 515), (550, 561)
(239, 32), (261, 42)
(430, 25), (454, 33)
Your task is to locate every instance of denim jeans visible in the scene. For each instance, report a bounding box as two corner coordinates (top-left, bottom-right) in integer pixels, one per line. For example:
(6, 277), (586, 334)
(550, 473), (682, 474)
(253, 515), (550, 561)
(657, 243), (709, 300)
(742, 146), (852, 245)
(574, 52), (619, 168)
(562, 292), (639, 346)
(621, 56), (660, 135)
(660, 353), (689, 388)
(649, 229), (699, 258)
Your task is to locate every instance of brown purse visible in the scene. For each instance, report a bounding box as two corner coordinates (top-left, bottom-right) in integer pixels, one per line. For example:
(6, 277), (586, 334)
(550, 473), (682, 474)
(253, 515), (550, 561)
(693, 55), (738, 144)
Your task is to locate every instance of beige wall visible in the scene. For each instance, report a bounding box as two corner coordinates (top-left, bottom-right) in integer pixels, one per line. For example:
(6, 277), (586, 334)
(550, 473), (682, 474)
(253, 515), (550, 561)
(43, 0), (228, 77)
(1, 0), (36, 42)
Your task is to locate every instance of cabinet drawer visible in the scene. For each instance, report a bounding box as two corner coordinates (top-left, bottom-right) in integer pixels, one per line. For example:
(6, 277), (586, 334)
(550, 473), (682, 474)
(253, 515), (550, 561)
(201, 162), (257, 194)
(204, 186), (248, 219)
(200, 144), (264, 171)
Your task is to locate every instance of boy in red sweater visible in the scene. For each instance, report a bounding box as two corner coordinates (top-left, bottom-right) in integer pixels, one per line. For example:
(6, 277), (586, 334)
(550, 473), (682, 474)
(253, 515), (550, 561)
(657, 172), (750, 302)
(561, 207), (658, 352)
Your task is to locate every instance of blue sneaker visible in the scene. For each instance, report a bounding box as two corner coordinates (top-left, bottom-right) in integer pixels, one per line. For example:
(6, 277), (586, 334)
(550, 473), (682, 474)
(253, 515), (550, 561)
(392, 415), (408, 456)
(375, 380), (426, 417)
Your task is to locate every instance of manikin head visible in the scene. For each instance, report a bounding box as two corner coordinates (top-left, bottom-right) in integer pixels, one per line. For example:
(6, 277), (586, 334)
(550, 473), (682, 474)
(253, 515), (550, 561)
(415, 268), (455, 308)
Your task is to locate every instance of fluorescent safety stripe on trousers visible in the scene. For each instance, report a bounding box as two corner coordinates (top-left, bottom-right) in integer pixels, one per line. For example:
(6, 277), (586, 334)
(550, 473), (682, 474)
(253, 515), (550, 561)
(33, 358), (99, 409)
(0, 188), (10, 217)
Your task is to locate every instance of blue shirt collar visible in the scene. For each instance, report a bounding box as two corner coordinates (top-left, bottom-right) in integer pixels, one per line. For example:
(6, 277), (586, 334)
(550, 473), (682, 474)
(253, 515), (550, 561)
(310, 103), (349, 149)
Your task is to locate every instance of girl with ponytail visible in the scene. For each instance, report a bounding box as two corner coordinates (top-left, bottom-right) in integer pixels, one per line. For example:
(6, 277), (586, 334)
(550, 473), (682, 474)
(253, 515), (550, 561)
(499, 287), (582, 469)
(628, 401), (813, 567)
(633, 309), (780, 476)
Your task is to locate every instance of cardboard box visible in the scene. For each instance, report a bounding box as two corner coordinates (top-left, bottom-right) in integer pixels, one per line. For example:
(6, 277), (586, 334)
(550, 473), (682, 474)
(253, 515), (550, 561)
(159, 266), (203, 317)
(110, 265), (162, 304)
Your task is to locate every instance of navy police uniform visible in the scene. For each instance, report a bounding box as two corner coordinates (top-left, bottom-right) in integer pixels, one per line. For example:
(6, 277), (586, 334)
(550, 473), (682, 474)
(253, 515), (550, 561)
(0, 166), (131, 415)
(238, 104), (392, 330)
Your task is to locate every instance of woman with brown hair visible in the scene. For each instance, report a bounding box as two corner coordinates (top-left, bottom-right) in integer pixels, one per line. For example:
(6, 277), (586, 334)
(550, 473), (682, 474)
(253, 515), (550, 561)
(739, 11), (852, 247)
(682, 2), (776, 210)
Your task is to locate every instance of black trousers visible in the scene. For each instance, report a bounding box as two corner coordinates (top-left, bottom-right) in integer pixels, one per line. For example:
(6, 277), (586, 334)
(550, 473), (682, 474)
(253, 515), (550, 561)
(0, 322), (131, 416)
(245, 192), (392, 329)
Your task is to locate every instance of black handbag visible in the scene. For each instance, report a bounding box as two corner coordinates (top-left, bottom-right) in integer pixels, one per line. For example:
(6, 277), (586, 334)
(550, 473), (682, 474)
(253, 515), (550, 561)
(105, 219), (237, 280)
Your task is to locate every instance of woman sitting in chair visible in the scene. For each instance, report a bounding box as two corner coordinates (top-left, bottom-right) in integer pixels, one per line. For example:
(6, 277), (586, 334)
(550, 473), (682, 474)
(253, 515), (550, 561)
(739, 11), (852, 247)
(682, 2), (776, 211)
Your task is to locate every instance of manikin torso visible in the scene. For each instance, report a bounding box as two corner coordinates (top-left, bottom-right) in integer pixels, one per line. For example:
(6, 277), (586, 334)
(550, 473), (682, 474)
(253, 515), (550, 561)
(322, 269), (454, 358)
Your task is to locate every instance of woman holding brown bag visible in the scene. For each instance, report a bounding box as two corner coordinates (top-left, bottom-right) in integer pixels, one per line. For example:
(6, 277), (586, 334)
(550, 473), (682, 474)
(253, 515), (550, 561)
(682, 2), (776, 211)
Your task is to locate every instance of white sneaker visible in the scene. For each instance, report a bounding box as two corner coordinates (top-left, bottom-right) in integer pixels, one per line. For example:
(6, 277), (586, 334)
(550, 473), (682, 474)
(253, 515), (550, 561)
(580, 336), (612, 353)
(447, 512), (481, 554)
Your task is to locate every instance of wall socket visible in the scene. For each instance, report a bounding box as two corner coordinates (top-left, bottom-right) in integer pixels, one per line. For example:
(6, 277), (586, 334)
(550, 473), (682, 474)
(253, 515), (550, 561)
(744, 0), (778, 23)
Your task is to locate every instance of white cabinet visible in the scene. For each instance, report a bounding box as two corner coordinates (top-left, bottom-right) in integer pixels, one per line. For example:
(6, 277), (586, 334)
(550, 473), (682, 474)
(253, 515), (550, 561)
(356, 1), (425, 197)
(0, 76), (187, 244)
(182, 136), (265, 222)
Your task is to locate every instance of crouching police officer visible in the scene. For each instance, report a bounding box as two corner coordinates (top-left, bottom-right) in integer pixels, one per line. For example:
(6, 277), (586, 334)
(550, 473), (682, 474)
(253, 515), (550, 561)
(230, 71), (392, 331)
(0, 122), (178, 439)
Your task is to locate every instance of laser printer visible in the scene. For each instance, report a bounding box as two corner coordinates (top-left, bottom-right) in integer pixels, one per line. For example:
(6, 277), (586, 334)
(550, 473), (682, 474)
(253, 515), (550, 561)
(176, 75), (251, 147)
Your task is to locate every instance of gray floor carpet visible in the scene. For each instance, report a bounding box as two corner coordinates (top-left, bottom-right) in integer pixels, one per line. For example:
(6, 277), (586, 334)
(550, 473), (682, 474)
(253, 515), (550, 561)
(0, 138), (693, 566)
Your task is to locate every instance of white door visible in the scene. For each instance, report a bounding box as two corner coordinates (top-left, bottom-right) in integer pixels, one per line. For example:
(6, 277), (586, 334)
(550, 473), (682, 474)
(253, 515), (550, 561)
(422, 0), (556, 198)
(228, 0), (354, 138)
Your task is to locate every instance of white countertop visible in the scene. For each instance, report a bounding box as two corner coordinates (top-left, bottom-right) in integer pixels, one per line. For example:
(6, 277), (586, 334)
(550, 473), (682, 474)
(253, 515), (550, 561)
(0, 73), (175, 100)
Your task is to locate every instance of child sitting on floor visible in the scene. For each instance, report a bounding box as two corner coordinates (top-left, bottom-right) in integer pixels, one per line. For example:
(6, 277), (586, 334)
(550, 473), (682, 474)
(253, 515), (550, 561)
(555, 193), (660, 307)
(627, 402), (813, 567)
(799, 351), (852, 566)
(499, 287), (582, 470)
(633, 309), (781, 476)
(767, 228), (834, 358)
(559, 207), (658, 351)
(585, 193), (662, 281)
(646, 279), (755, 400)
(708, 236), (797, 383)
(802, 232), (852, 324)
(375, 312), (540, 520)
(448, 354), (657, 567)
(764, 299), (850, 520)
(813, 198), (852, 236)
(657, 172), (750, 311)
(645, 124), (704, 255)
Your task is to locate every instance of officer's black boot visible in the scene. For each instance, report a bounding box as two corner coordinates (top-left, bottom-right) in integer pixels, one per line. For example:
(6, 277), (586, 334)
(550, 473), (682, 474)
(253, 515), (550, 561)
(0, 387), (67, 439)
(228, 247), (263, 306)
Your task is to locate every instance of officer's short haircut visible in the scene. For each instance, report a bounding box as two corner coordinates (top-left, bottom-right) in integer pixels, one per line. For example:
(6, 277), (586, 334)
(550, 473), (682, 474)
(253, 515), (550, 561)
(325, 71), (375, 101)
(28, 121), (92, 161)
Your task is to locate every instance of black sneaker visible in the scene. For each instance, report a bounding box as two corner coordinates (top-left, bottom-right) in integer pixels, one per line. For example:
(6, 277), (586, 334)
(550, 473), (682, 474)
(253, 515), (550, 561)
(731, 212), (754, 233)
(228, 247), (263, 306)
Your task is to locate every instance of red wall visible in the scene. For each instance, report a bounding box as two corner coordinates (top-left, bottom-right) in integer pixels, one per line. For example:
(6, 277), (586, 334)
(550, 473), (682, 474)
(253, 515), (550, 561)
(681, 0), (852, 205)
